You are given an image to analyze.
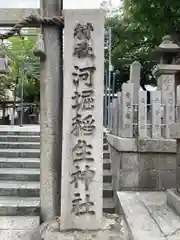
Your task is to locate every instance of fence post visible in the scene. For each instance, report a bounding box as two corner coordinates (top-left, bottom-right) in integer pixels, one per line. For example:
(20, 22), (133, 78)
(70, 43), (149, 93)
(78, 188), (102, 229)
(176, 85), (180, 122)
(129, 61), (141, 137)
(117, 92), (122, 137)
(121, 83), (134, 138)
(112, 98), (118, 135)
(151, 91), (162, 139)
(138, 91), (147, 139)
(109, 102), (113, 132)
(164, 91), (175, 138)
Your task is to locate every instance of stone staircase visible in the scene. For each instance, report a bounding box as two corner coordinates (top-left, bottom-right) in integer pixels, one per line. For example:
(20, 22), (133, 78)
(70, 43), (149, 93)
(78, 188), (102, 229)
(0, 129), (40, 239)
(0, 129), (114, 234)
(103, 135), (115, 213)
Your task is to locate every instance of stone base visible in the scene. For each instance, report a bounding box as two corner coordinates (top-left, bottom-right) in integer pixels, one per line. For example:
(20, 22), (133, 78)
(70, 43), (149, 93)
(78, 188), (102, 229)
(40, 214), (127, 240)
(167, 189), (180, 216)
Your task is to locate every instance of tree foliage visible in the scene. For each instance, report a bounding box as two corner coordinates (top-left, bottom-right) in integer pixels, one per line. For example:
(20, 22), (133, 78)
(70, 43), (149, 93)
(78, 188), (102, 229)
(0, 34), (40, 102)
(102, 0), (180, 92)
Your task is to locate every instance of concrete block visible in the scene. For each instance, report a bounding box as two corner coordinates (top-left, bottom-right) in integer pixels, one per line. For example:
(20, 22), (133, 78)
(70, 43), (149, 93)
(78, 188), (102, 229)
(138, 139), (176, 153)
(170, 123), (180, 139)
(167, 189), (180, 216)
(159, 171), (176, 190)
(121, 153), (139, 170)
(107, 135), (137, 152)
(139, 170), (159, 189)
(120, 170), (139, 188)
(139, 153), (159, 170)
(117, 191), (166, 240)
(157, 154), (176, 170)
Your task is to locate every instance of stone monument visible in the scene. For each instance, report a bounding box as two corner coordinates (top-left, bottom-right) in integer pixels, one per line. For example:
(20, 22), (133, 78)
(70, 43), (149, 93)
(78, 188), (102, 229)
(61, 9), (104, 231)
(39, 9), (125, 240)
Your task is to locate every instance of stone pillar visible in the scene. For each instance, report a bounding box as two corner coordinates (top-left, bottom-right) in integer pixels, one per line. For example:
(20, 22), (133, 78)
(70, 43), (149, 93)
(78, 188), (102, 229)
(61, 9), (104, 230)
(129, 61), (141, 138)
(40, 0), (63, 221)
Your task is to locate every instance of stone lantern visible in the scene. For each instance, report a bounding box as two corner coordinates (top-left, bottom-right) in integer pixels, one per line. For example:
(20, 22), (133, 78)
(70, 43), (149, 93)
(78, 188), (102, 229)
(153, 35), (180, 99)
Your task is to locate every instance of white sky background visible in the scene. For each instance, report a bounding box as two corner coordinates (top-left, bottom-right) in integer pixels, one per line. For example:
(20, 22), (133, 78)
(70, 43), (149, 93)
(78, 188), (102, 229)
(0, 0), (120, 9)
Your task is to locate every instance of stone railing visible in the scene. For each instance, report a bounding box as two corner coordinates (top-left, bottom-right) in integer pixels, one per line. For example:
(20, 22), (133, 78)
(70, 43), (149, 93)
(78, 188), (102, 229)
(108, 82), (180, 140)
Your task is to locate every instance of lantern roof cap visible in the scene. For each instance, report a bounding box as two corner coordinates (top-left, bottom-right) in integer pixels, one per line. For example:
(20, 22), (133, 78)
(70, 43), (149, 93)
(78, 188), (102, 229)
(154, 35), (180, 54)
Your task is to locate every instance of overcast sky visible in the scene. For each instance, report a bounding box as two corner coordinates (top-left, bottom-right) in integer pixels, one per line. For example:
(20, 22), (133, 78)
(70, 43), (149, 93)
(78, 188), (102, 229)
(0, 0), (120, 9)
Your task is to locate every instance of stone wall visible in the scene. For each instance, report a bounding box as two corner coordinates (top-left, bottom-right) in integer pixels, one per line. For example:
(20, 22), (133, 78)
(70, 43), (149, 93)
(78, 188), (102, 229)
(107, 134), (176, 191)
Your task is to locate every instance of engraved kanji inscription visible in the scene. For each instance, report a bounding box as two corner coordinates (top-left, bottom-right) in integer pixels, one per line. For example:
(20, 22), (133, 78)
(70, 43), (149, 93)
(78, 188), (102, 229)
(72, 193), (95, 216)
(82, 165), (95, 191)
(73, 22), (94, 58)
(72, 65), (96, 87)
(72, 140), (93, 162)
(70, 165), (82, 188)
(70, 164), (95, 190)
(72, 90), (94, 111)
(71, 114), (95, 136)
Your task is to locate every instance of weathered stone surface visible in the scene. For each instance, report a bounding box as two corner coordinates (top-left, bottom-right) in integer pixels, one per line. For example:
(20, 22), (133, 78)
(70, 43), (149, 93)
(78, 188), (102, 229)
(139, 170), (159, 189)
(107, 135), (177, 191)
(158, 154), (176, 170)
(138, 91), (148, 139)
(107, 135), (176, 153)
(121, 153), (139, 170)
(137, 139), (176, 153)
(159, 171), (176, 190)
(167, 189), (180, 216)
(117, 191), (166, 240)
(107, 135), (137, 152)
(120, 170), (139, 188)
(40, 214), (126, 240)
(0, 216), (39, 229)
(0, 229), (37, 240)
(121, 83), (134, 138)
(139, 153), (159, 170)
(117, 191), (180, 240)
(129, 61), (141, 105)
(61, 9), (104, 230)
(0, 8), (40, 26)
(151, 91), (162, 139)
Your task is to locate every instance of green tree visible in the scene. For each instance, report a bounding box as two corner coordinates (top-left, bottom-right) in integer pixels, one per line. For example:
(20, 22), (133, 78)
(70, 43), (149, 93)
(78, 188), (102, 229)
(102, 0), (180, 91)
(1, 34), (40, 102)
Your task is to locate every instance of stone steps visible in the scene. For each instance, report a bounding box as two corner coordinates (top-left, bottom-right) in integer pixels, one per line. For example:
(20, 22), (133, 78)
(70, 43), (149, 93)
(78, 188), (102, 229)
(0, 129), (115, 217)
(0, 131), (40, 136)
(0, 135), (40, 142)
(0, 142), (40, 149)
(0, 168), (40, 181)
(103, 198), (115, 213)
(0, 149), (40, 158)
(0, 196), (40, 216)
(0, 158), (40, 168)
(0, 181), (39, 197)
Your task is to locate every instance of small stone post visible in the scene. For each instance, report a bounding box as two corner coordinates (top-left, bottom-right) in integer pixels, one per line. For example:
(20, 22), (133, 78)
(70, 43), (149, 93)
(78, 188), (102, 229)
(61, 9), (104, 230)
(129, 61), (141, 137)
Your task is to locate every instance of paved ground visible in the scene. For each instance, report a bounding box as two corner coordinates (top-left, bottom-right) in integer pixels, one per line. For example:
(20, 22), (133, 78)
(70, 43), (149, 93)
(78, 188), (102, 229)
(118, 191), (180, 240)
